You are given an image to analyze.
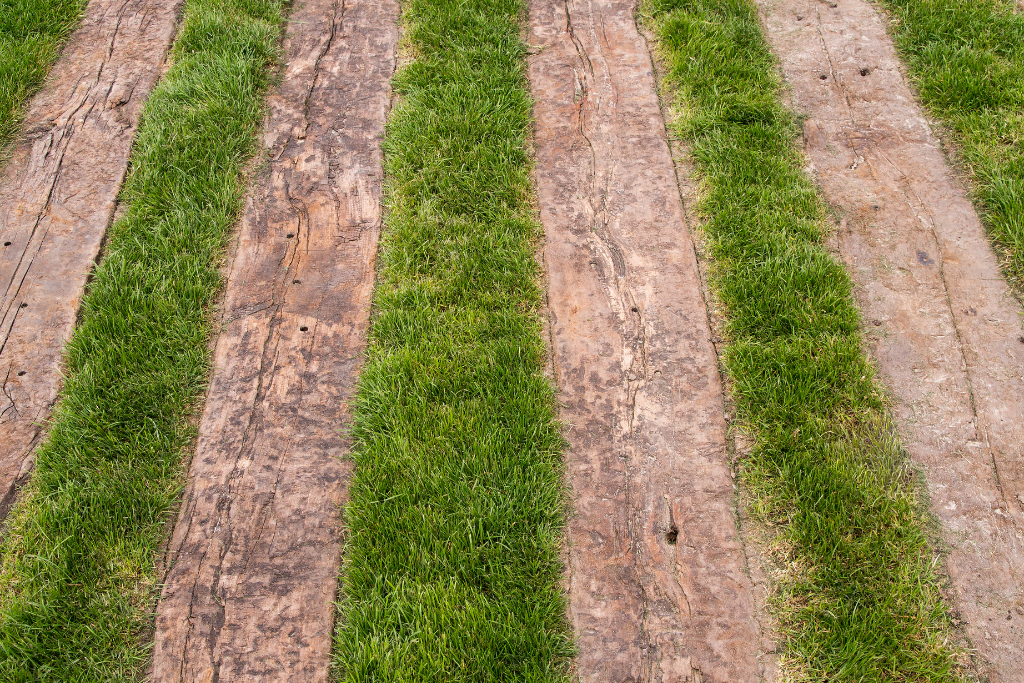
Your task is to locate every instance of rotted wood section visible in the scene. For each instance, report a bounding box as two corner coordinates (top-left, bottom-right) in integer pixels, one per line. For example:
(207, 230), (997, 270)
(757, 0), (1024, 678)
(528, 1), (763, 680)
(0, 0), (182, 519)
(151, 0), (398, 679)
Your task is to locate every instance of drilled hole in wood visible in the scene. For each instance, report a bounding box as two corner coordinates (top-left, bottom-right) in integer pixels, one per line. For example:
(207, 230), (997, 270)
(286, 233), (295, 238)
(860, 67), (871, 76)
(17, 371), (26, 377)
(820, 74), (828, 80)
(20, 303), (27, 308)
(3, 242), (10, 246)
(300, 326), (309, 332)
(666, 525), (679, 545)
(292, 279), (301, 284)
(631, 306), (639, 313)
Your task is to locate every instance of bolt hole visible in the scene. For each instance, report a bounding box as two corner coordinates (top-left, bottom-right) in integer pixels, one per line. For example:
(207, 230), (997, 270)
(666, 526), (679, 545)
(292, 279), (301, 284)
(20, 303), (27, 308)
(3, 242), (10, 246)
(860, 67), (870, 76)
(631, 306), (639, 313)
(796, 14), (803, 20)
(820, 74), (828, 80)
(286, 233), (295, 238)
(300, 326), (309, 332)
(17, 371), (26, 377)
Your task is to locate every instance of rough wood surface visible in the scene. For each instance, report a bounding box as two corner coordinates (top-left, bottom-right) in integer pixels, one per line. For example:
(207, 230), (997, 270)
(528, 1), (763, 680)
(150, 0), (398, 679)
(0, 0), (182, 520)
(758, 0), (1024, 678)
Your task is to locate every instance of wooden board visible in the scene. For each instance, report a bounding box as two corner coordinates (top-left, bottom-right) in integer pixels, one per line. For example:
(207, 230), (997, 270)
(528, 1), (765, 680)
(0, 0), (183, 520)
(757, 0), (1024, 678)
(150, 0), (398, 679)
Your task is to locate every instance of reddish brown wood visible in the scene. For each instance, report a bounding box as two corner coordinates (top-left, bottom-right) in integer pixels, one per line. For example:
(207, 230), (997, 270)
(528, 1), (764, 680)
(758, 0), (1024, 678)
(0, 0), (182, 519)
(150, 0), (398, 680)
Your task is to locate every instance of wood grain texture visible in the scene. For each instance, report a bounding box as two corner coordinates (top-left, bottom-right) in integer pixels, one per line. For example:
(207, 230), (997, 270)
(150, 0), (398, 680)
(528, 1), (763, 680)
(757, 0), (1024, 678)
(0, 0), (182, 519)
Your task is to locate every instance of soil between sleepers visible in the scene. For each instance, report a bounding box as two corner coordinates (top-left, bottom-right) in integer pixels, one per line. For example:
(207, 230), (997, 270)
(151, 0), (398, 679)
(0, 0), (287, 675)
(644, 0), (968, 679)
(0, 0), (182, 523)
(756, 0), (1024, 677)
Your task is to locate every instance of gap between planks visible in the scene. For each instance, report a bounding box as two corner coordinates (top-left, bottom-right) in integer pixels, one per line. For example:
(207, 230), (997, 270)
(528, 0), (766, 680)
(150, 0), (399, 680)
(757, 0), (1024, 678)
(0, 0), (183, 522)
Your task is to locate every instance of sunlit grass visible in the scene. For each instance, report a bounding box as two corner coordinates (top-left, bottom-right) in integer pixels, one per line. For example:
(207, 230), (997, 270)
(331, 0), (573, 680)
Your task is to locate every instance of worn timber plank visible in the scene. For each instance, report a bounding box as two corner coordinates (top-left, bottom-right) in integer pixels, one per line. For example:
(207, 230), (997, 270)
(528, 1), (764, 680)
(0, 0), (183, 519)
(150, 0), (398, 680)
(757, 0), (1024, 678)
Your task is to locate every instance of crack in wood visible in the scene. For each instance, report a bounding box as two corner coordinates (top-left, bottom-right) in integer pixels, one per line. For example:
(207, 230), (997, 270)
(151, 0), (398, 679)
(529, 0), (763, 680)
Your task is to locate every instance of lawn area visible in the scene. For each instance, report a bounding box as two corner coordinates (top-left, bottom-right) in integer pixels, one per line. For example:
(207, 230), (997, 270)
(880, 0), (1024, 291)
(331, 0), (573, 679)
(643, 0), (965, 678)
(0, 0), (86, 154)
(0, 0), (286, 676)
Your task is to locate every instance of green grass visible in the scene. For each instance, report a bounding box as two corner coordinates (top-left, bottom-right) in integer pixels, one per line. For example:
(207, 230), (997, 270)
(879, 0), (1024, 290)
(0, 0), (87, 154)
(643, 0), (964, 679)
(331, 0), (572, 680)
(0, 0), (286, 677)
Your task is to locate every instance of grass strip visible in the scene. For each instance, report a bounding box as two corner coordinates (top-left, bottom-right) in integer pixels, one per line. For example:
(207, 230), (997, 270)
(643, 0), (964, 679)
(878, 0), (1024, 291)
(331, 0), (572, 679)
(0, 0), (285, 677)
(0, 0), (87, 154)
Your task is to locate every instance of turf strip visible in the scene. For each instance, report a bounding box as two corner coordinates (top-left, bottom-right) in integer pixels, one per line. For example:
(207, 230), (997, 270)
(643, 0), (964, 679)
(0, 0), (286, 677)
(878, 0), (1024, 291)
(0, 0), (87, 154)
(331, 0), (573, 679)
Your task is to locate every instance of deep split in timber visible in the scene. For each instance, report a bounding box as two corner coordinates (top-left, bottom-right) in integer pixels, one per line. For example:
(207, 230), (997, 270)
(528, 0), (765, 680)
